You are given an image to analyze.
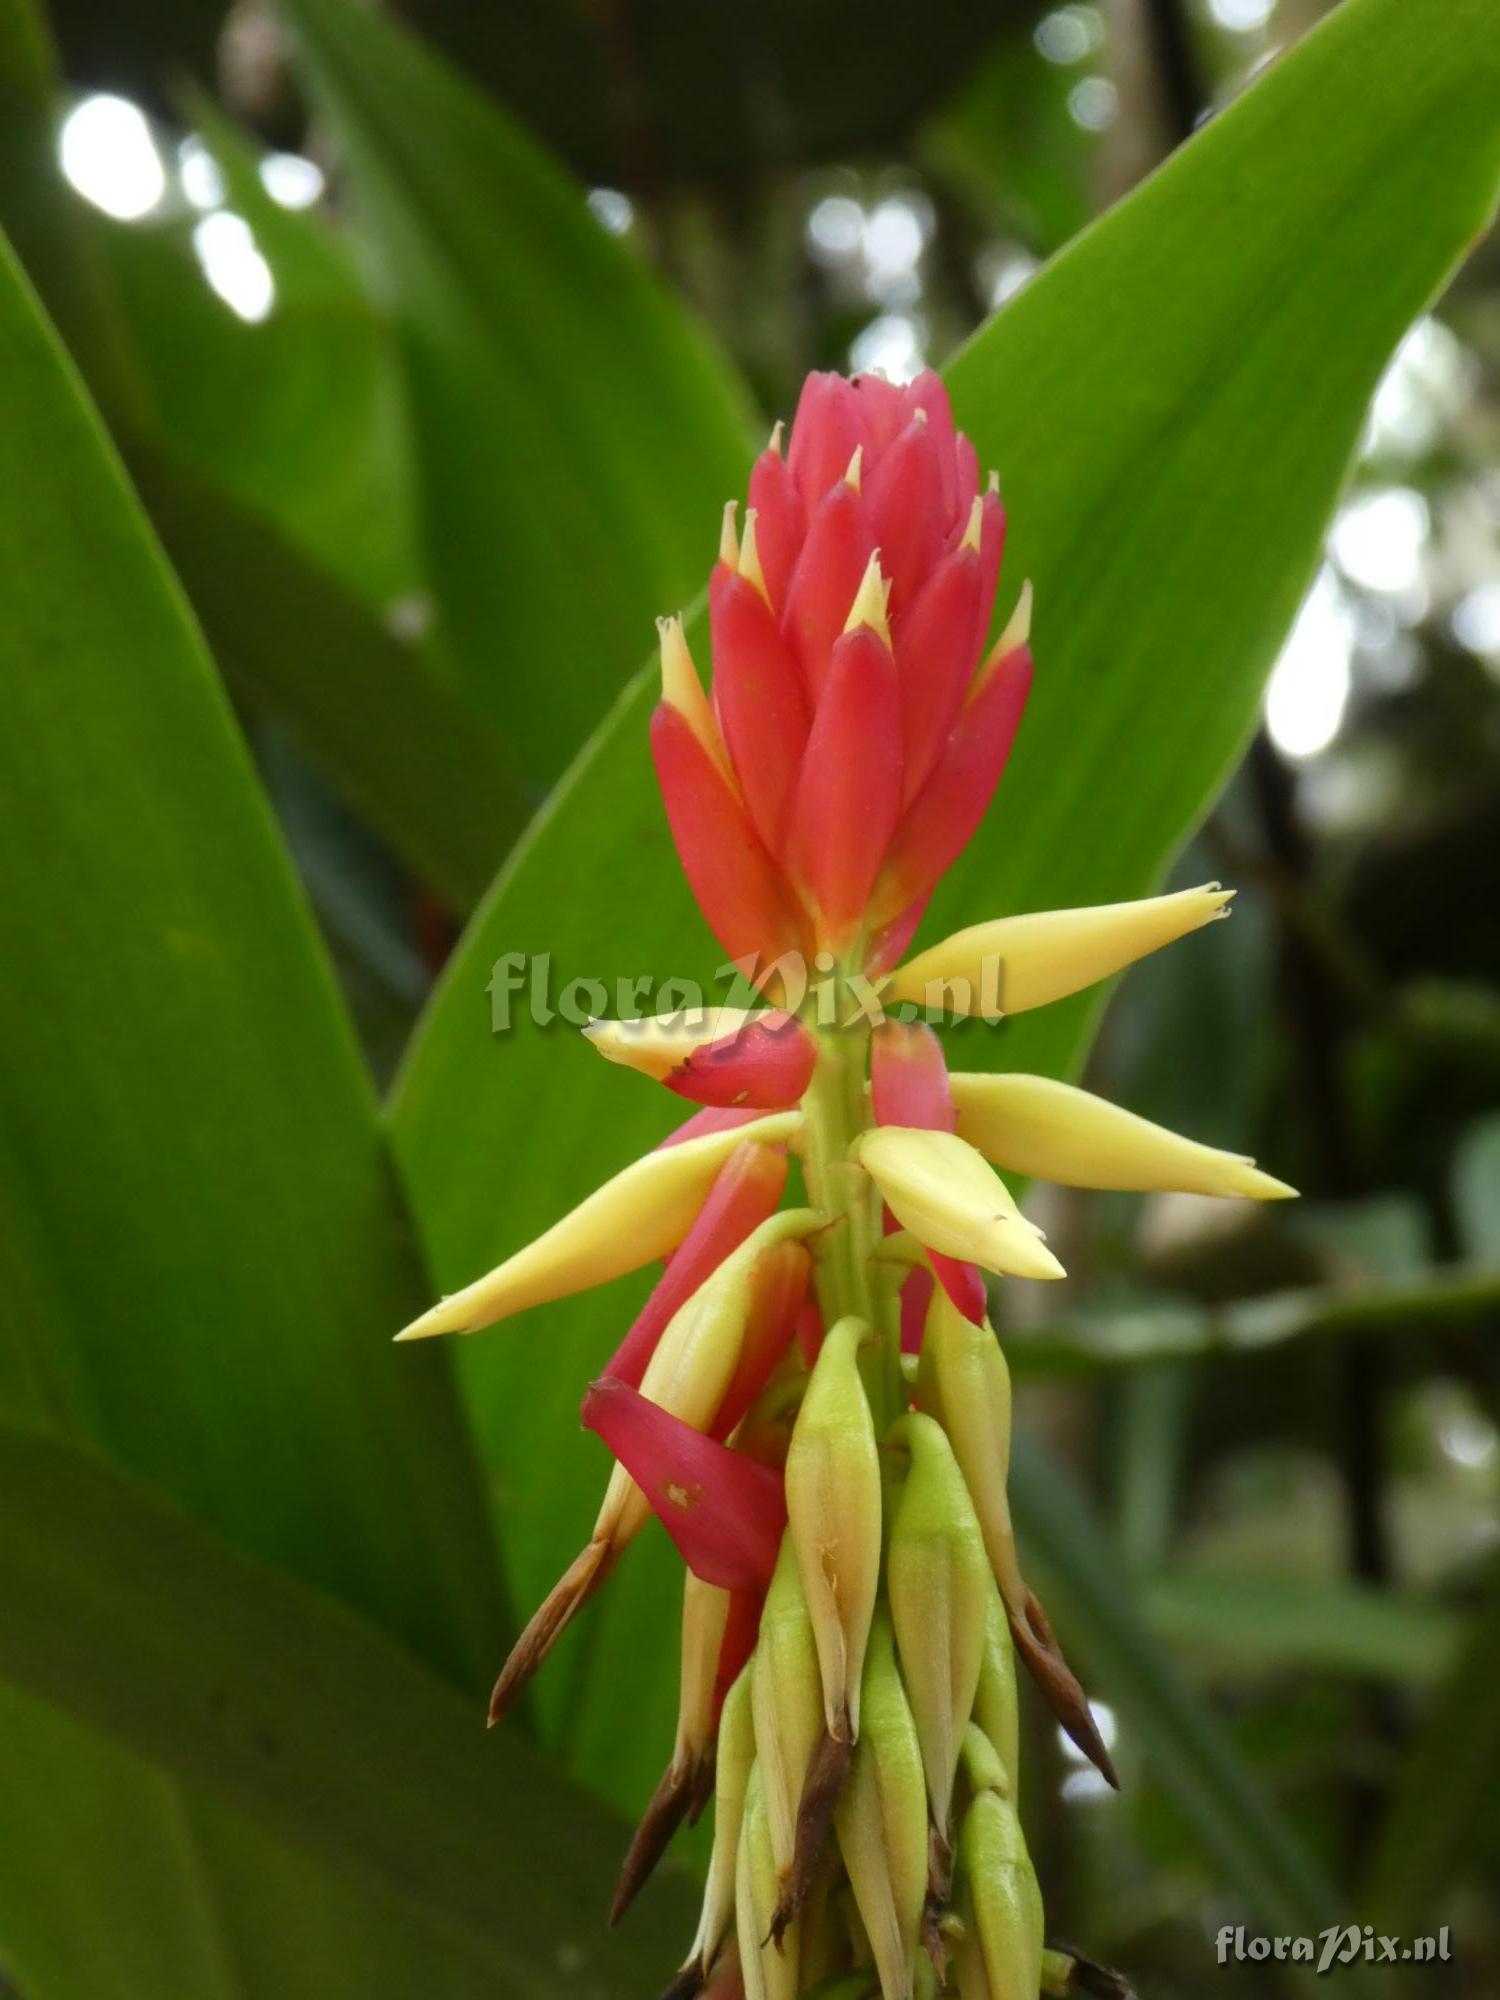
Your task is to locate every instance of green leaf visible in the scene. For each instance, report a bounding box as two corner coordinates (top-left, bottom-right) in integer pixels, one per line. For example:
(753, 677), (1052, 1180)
(389, 0), (1500, 1836)
(0, 218), (501, 1672)
(279, 0), (759, 780)
(0, 219), (515, 1987)
(1146, 1573), (1459, 1685)
(1364, 1552), (1500, 1932)
(0, 1420), (694, 1994)
(0, 8), (525, 906)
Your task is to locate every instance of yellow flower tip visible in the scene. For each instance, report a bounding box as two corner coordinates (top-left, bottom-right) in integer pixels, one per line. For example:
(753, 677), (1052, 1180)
(769, 418), (785, 457)
(997, 579), (1032, 657)
(844, 444), (864, 492)
(739, 508), (771, 605)
(659, 612), (737, 790)
(1240, 1164), (1299, 1200)
(582, 1006), (758, 1082)
(844, 550), (891, 644)
(986, 468), (1000, 496)
(961, 494), (984, 555)
(888, 883), (1241, 1020)
(394, 1296), (467, 1342)
(719, 499), (739, 570)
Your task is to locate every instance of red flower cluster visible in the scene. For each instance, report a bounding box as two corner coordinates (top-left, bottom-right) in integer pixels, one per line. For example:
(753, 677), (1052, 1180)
(652, 371), (1031, 974)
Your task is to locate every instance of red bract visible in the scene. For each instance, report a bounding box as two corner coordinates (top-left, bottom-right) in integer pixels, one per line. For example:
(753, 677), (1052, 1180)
(666, 1011), (817, 1110)
(581, 1378), (786, 1591)
(872, 1020), (987, 1327)
(606, 1142), (788, 1384)
(654, 369), (1032, 967)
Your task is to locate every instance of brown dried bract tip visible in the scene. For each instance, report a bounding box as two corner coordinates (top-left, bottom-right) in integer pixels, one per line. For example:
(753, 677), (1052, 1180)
(768, 1722), (853, 1947)
(487, 1538), (615, 1725)
(1046, 1941), (1137, 1998)
(658, 1958), (709, 2000)
(610, 1752), (709, 1927)
(1007, 1589), (1120, 1789)
(921, 1902), (950, 1985)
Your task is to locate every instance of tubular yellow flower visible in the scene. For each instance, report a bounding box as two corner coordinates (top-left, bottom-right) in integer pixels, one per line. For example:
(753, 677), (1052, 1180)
(395, 1110), (799, 1339)
(851, 1127), (1065, 1283)
(738, 1769), (800, 2000)
(785, 1316), (882, 1741)
(886, 884), (1234, 1018)
(949, 1070), (1297, 1197)
(952, 1782), (1044, 2000)
(915, 1287), (1025, 1615)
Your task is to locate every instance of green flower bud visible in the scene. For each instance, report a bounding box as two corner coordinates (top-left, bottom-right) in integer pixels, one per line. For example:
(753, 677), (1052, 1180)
(833, 1613), (928, 2000)
(886, 1413), (990, 1837)
(972, 1588), (1020, 1799)
(915, 1288), (1025, 1615)
(952, 1790), (1043, 2000)
(753, 1534), (826, 1881)
(786, 1315), (882, 1740)
(738, 1767), (801, 2000)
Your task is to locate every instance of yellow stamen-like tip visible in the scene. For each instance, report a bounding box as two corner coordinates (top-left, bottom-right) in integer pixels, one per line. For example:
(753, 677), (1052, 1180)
(740, 508), (770, 604)
(719, 499), (739, 570)
(961, 495), (984, 554)
(844, 445), (863, 492)
(769, 419), (785, 457)
(996, 579), (1033, 657)
(986, 469), (1000, 495)
(843, 550), (891, 643)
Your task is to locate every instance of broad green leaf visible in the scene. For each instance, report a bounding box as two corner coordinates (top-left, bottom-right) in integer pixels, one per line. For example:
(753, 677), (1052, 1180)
(0, 219), (501, 1672)
(0, 1421), (694, 1994)
(278, 0), (758, 779)
(1364, 1552), (1500, 1932)
(389, 0), (1500, 1849)
(1007, 1433), (1366, 1974)
(0, 222), (510, 1989)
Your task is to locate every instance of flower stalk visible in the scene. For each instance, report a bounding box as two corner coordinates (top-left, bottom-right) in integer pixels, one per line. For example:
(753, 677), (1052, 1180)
(396, 368), (1297, 1996)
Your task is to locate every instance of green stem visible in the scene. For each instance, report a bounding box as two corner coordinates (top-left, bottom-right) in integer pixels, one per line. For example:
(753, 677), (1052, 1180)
(800, 1019), (901, 1430)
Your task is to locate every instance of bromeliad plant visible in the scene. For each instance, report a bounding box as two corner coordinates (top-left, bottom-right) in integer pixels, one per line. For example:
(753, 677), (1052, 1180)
(399, 371), (1294, 2000)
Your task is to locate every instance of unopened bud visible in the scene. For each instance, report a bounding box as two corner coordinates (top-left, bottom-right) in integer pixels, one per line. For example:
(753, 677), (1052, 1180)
(972, 1587), (1020, 1795)
(951, 1790), (1043, 2000)
(737, 1769), (800, 2000)
(833, 1612), (927, 2000)
(752, 1536), (824, 1883)
(886, 1414), (990, 1836)
(914, 1288), (1025, 1614)
(786, 1315), (882, 1740)
(851, 1127), (1064, 1283)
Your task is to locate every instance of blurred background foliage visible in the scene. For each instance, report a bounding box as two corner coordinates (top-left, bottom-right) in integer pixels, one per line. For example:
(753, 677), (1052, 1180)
(0, 0), (1498, 1995)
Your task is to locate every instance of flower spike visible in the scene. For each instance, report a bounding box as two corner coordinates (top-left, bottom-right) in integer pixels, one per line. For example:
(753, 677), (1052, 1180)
(396, 366), (1294, 1996)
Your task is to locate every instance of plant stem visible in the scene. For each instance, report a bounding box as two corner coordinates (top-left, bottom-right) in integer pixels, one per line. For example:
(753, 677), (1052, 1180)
(799, 1019), (901, 1430)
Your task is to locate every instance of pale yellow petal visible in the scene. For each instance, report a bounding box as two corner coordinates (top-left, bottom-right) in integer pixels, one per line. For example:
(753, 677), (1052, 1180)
(886, 885), (1234, 1018)
(394, 1110), (799, 1340)
(850, 1127), (1064, 1283)
(583, 1005), (760, 1082)
(949, 1071), (1297, 1198)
